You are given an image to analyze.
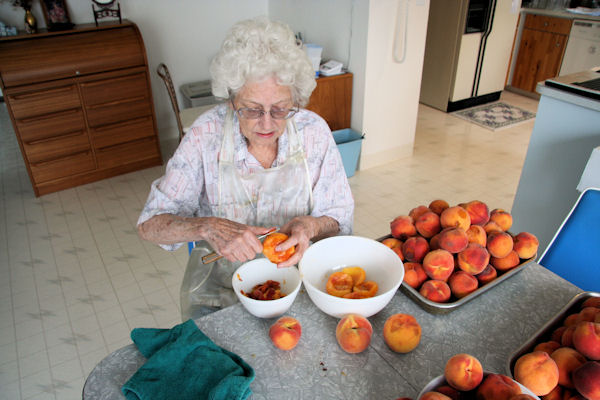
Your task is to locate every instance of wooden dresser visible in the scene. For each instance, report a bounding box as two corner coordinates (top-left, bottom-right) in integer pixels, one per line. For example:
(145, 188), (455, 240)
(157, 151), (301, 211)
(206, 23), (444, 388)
(0, 21), (162, 196)
(306, 72), (353, 131)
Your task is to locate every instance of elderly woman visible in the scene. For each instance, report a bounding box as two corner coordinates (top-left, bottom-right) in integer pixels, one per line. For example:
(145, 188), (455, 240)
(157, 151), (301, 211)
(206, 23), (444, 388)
(137, 17), (354, 318)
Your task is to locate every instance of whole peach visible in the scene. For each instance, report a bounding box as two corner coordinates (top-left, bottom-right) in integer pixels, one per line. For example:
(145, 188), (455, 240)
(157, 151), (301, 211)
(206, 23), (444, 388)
(419, 279), (451, 303)
(402, 236), (430, 263)
(440, 206), (471, 231)
(448, 271), (479, 299)
(423, 249), (455, 281)
(383, 313), (421, 353)
(572, 361), (600, 400)
(429, 199), (450, 215)
(491, 250), (521, 272)
(382, 237), (402, 249)
(335, 314), (373, 354)
(435, 385), (460, 400)
(562, 326), (576, 347)
(509, 395), (536, 400)
(444, 353), (484, 391)
(490, 208), (513, 231)
(582, 297), (600, 308)
(420, 392), (451, 400)
(403, 262), (428, 289)
(476, 264), (498, 285)
(578, 307), (600, 323)
(390, 215), (417, 240)
(457, 243), (490, 275)
(409, 205), (431, 221)
(269, 316), (302, 351)
(564, 312), (581, 327)
(572, 321), (600, 360)
(486, 231), (514, 259)
(466, 224), (487, 247)
(551, 347), (587, 388)
(483, 221), (503, 234)
(464, 200), (490, 226)
(438, 227), (469, 254)
(551, 326), (567, 343)
(429, 233), (441, 250)
(514, 351), (560, 396)
(533, 340), (561, 355)
(541, 385), (564, 400)
(476, 373), (522, 400)
(513, 232), (539, 260)
(416, 211), (442, 238)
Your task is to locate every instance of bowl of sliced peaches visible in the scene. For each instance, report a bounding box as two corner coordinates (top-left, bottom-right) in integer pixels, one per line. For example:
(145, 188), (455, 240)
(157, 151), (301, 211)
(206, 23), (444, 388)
(299, 235), (404, 318)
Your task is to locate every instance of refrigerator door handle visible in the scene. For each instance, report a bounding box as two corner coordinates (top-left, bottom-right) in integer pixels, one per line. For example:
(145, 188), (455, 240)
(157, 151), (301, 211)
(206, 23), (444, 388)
(472, 0), (496, 97)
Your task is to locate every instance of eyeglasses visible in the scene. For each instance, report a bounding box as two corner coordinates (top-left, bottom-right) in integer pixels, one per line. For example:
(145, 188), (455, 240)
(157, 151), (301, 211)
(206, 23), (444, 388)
(231, 99), (298, 120)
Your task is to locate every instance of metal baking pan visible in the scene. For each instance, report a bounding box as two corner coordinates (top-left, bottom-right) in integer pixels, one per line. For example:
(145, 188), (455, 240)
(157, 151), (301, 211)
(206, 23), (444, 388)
(377, 234), (535, 314)
(506, 291), (600, 377)
(418, 373), (540, 399)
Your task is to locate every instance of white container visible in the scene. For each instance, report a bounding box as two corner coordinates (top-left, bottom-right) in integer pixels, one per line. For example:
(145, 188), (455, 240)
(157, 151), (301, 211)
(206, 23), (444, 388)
(180, 80), (218, 108)
(232, 258), (301, 319)
(299, 236), (404, 318)
(304, 43), (323, 77)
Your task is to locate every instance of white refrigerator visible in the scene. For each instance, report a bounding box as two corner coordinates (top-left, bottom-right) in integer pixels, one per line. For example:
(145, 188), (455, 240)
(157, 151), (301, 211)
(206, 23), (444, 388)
(419, 0), (519, 112)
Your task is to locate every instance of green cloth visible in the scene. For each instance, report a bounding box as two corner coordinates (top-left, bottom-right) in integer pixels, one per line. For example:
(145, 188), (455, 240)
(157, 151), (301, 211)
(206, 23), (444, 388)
(122, 319), (254, 400)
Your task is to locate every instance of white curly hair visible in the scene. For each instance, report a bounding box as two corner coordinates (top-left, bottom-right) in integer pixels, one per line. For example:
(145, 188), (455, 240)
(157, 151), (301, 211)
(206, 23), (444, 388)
(210, 16), (317, 107)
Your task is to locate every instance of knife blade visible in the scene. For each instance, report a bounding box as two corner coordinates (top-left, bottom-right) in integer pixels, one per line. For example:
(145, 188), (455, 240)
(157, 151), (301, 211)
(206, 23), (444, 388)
(201, 227), (279, 264)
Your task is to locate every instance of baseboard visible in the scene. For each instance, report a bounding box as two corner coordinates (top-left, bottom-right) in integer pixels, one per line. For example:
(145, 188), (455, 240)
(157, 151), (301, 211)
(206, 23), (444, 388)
(358, 143), (413, 171)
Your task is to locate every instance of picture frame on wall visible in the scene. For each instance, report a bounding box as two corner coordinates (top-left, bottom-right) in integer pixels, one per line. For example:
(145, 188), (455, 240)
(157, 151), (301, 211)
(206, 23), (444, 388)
(41, 0), (74, 31)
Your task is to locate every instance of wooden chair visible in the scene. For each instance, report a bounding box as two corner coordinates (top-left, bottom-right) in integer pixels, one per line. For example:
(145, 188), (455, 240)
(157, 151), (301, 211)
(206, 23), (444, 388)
(538, 187), (600, 292)
(156, 63), (185, 142)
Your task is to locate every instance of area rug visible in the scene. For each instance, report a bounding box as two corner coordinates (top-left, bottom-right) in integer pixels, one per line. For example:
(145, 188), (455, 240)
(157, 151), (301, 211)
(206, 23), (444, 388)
(451, 102), (536, 131)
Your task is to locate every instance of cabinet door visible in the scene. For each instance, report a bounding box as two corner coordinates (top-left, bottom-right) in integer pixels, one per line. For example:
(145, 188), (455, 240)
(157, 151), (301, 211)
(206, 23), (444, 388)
(306, 73), (352, 131)
(511, 28), (568, 93)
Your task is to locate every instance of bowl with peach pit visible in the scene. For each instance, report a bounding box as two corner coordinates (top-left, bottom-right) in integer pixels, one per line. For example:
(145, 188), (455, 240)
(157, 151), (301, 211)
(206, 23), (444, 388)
(298, 235), (404, 318)
(232, 258), (301, 319)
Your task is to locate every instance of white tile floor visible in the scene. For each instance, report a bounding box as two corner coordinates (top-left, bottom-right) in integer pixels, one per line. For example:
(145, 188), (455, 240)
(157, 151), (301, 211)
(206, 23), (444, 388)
(0, 90), (539, 399)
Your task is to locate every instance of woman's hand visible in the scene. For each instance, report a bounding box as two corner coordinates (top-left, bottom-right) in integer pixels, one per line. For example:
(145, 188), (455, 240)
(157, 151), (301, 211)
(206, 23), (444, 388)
(275, 215), (339, 268)
(202, 217), (273, 263)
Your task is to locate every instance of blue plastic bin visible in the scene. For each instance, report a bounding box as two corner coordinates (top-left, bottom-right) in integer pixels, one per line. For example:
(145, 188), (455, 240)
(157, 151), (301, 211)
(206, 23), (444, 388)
(332, 129), (364, 178)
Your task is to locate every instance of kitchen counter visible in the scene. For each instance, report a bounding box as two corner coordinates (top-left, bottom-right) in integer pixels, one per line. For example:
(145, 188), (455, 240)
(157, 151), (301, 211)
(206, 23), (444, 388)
(83, 262), (581, 399)
(522, 7), (600, 21)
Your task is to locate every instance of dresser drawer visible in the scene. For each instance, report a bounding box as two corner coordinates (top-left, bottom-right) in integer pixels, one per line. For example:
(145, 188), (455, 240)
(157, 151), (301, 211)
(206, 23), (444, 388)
(85, 97), (152, 128)
(91, 116), (154, 148)
(80, 72), (149, 106)
(524, 14), (572, 35)
(23, 130), (90, 163)
(96, 136), (159, 169)
(16, 108), (86, 142)
(7, 84), (80, 119)
(29, 150), (95, 183)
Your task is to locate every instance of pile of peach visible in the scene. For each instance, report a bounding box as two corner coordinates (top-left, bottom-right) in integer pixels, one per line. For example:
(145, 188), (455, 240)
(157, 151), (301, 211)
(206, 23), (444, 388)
(269, 313), (422, 356)
(402, 353), (537, 400)
(326, 266), (379, 299)
(511, 296), (600, 399)
(386, 199), (539, 303)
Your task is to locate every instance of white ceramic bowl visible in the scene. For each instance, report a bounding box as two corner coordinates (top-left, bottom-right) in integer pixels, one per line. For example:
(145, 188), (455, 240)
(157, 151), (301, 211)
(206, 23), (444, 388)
(232, 258), (301, 319)
(299, 235), (404, 318)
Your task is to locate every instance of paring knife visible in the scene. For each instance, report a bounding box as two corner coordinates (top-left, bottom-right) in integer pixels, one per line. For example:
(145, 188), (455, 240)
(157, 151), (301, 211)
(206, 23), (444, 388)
(201, 227), (278, 264)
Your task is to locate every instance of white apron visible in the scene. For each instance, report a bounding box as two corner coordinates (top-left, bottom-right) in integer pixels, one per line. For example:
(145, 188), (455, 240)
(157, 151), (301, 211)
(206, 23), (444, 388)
(180, 108), (313, 320)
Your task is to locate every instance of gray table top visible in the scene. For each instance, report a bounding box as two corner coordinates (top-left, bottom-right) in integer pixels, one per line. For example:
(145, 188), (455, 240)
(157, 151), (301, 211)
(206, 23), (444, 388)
(83, 263), (581, 400)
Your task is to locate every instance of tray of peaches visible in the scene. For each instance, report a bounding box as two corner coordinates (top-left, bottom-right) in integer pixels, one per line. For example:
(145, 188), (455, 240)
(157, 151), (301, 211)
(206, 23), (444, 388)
(379, 199), (539, 314)
(506, 292), (600, 400)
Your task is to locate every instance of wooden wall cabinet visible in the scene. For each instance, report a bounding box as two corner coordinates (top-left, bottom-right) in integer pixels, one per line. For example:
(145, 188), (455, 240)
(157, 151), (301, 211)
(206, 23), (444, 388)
(306, 72), (352, 131)
(0, 21), (162, 196)
(511, 14), (572, 93)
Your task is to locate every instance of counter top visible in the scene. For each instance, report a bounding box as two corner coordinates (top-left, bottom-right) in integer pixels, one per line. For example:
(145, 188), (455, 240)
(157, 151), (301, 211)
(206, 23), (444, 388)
(83, 263), (582, 400)
(522, 7), (600, 21)
(537, 81), (600, 111)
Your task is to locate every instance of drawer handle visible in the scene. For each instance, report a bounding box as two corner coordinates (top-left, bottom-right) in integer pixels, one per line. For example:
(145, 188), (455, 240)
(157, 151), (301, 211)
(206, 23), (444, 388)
(11, 86), (75, 101)
(87, 96), (146, 109)
(30, 150), (90, 167)
(93, 116), (151, 132)
(25, 130), (85, 146)
(19, 108), (80, 124)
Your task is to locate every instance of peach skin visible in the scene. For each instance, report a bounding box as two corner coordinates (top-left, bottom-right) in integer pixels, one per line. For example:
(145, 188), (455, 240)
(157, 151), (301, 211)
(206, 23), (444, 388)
(476, 264), (498, 285)
(419, 280), (451, 303)
(551, 347), (587, 388)
(486, 231), (514, 259)
(409, 205), (431, 221)
(457, 243), (490, 275)
(335, 314), (373, 354)
(572, 321), (600, 360)
(491, 250), (521, 272)
(402, 236), (430, 263)
(420, 392), (452, 400)
(416, 211), (442, 238)
(464, 200), (490, 226)
(448, 270), (479, 299)
(476, 373), (521, 400)
(466, 225), (487, 247)
(513, 232), (539, 260)
(440, 206), (471, 231)
(390, 215), (417, 240)
(490, 208), (513, 231)
(444, 353), (484, 391)
(438, 227), (469, 254)
(383, 313), (421, 353)
(429, 199), (450, 215)
(572, 361), (600, 400)
(269, 316), (301, 350)
(423, 249), (455, 281)
(403, 262), (428, 289)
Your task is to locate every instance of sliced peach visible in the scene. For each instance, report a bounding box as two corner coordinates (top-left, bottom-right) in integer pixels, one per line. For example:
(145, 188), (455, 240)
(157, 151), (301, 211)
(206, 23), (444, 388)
(353, 280), (378, 298)
(326, 272), (353, 297)
(262, 233), (296, 263)
(342, 266), (366, 286)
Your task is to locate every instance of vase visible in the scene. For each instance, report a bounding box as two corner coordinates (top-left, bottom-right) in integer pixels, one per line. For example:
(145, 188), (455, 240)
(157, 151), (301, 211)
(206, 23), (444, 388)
(24, 9), (37, 34)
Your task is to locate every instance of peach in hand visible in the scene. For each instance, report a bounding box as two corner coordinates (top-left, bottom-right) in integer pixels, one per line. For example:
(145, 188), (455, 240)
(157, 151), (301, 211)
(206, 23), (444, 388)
(513, 350), (559, 396)
(572, 361), (600, 400)
(382, 313), (421, 353)
(335, 314), (373, 354)
(269, 316), (301, 350)
(422, 249), (455, 281)
(444, 353), (484, 391)
(263, 233), (296, 263)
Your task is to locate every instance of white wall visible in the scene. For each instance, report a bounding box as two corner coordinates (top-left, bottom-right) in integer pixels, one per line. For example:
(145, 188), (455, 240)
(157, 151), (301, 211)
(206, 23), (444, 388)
(361, 0), (430, 169)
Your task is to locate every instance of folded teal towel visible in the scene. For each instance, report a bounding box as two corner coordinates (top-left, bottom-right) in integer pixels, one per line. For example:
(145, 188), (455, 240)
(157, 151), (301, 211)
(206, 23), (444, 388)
(122, 319), (254, 400)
